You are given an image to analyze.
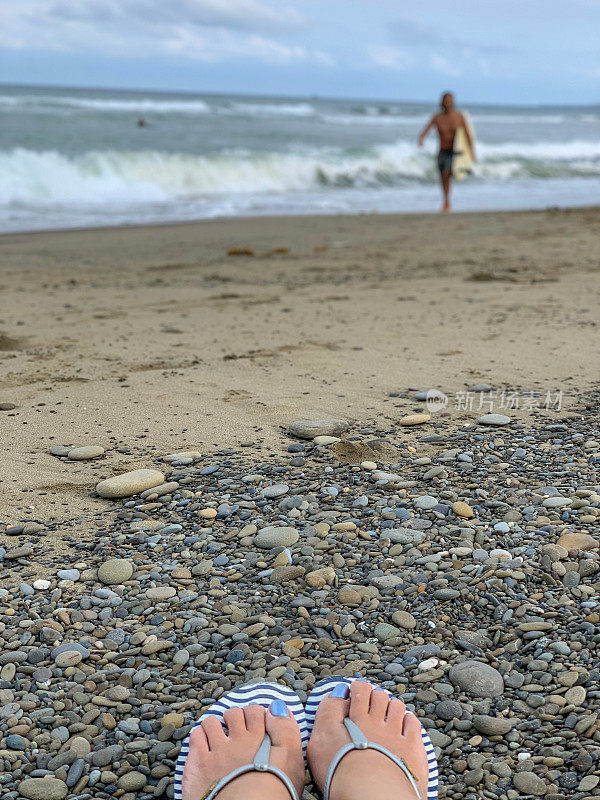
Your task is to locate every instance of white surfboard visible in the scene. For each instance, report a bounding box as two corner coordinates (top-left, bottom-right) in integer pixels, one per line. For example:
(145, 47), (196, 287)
(452, 113), (475, 181)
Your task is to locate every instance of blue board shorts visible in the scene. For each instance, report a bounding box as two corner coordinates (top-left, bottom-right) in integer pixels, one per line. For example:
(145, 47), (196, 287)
(437, 149), (454, 173)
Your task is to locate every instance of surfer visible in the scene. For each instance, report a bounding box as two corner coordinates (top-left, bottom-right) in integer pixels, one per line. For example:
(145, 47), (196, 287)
(418, 92), (475, 212)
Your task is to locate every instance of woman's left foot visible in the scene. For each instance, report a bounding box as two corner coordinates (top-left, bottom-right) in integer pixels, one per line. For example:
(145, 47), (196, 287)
(182, 702), (305, 800)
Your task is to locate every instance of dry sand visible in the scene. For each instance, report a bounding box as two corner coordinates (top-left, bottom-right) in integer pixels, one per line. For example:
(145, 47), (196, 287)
(1, 207), (599, 530)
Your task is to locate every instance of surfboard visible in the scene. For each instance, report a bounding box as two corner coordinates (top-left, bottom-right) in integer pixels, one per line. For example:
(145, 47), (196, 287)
(452, 113), (475, 181)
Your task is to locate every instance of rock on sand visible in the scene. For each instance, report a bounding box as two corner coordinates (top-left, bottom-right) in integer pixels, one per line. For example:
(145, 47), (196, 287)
(449, 660), (505, 698)
(18, 778), (68, 800)
(288, 419), (348, 440)
(96, 469), (165, 498)
(254, 526), (299, 549)
(399, 413), (431, 426)
(68, 446), (105, 460)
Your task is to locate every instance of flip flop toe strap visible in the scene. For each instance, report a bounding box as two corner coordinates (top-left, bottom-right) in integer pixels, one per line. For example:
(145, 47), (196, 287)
(323, 718), (420, 800)
(200, 735), (299, 800)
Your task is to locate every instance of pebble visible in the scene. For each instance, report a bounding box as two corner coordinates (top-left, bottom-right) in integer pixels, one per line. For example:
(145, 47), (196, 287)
(391, 610), (417, 629)
(556, 531), (599, 551)
(477, 413), (511, 426)
(513, 771), (547, 796)
(6, 733), (28, 750)
(18, 778), (68, 800)
(163, 451), (202, 463)
(96, 468), (165, 498)
(448, 660), (505, 698)
(57, 568), (80, 581)
(452, 501), (474, 519)
(374, 622), (402, 642)
(146, 586), (177, 601)
(399, 413), (431, 426)
(97, 557), (133, 584)
(67, 445), (105, 460)
(261, 484), (289, 499)
(117, 771), (147, 791)
(414, 495), (438, 510)
(288, 419), (348, 439)
(254, 526), (299, 548)
(472, 715), (514, 735)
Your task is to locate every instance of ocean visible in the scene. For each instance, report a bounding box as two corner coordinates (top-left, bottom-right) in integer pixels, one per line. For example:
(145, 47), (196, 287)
(1, 84), (599, 233)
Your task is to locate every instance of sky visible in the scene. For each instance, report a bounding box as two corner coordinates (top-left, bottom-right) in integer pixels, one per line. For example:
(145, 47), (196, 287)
(1, 0), (599, 104)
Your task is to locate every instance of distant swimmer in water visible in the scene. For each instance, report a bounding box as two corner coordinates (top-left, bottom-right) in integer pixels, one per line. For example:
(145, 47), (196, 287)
(418, 92), (475, 213)
(137, 117), (148, 128)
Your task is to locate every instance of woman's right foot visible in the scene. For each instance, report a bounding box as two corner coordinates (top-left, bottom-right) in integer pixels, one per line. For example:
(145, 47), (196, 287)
(182, 702), (305, 800)
(307, 681), (430, 800)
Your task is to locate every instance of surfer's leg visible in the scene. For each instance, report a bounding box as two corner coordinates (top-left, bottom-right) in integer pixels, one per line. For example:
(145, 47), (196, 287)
(440, 169), (451, 212)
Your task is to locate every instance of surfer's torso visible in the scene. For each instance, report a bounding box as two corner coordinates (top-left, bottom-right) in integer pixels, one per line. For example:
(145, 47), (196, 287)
(432, 109), (464, 151)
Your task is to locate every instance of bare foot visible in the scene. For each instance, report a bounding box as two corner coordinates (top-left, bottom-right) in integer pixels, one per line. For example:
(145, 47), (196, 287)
(441, 202), (451, 213)
(307, 681), (430, 800)
(182, 702), (305, 800)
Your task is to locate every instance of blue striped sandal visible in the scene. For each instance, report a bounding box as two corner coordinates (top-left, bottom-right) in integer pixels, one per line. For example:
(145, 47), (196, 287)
(305, 677), (439, 800)
(173, 682), (308, 800)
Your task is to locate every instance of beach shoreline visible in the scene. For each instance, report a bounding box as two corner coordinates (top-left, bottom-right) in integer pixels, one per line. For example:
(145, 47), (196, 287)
(1, 206), (599, 530)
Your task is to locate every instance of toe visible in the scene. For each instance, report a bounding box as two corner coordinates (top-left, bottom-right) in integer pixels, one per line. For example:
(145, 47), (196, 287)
(348, 680), (372, 720)
(202, 715), (226, 750)
(402, 709), (422, 740)
(385, 697), (407, 729)
(266, 701), (302, 748)
(223, 706), (245, 738)
(314, 683), (350, 727)
(187, 724), (209, 757)
(368, 689), (390, 721)
(181, 726), (209, 800)
(243, 703), (266, 736)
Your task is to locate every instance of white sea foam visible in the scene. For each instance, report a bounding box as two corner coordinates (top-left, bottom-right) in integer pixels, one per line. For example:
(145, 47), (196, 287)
(2, 139), (599, 211)
(478, 139), (600, 160)
(0, 94), (211, 114)
(0, 94), (316, 117)
(223, 101), (316, 117)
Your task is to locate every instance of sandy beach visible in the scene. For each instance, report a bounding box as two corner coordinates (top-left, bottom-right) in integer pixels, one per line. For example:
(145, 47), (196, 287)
(1, 207), (600, 799)
(1, 206), (599, 529)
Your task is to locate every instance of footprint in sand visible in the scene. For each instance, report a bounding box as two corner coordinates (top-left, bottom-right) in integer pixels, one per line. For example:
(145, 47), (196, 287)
(221, 389), (252, 403)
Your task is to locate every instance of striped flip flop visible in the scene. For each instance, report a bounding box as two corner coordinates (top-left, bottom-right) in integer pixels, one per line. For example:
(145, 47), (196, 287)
(173, 681), (308, 800)
(305, 677), (438, 800)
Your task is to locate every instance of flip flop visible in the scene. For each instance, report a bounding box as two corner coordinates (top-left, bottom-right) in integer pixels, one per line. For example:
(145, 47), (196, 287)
(173, 681), (308, 800)
(305, 676), (439, 800)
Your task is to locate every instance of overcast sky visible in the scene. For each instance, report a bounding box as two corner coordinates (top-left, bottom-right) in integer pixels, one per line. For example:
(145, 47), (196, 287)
(2, 0), (599, 104)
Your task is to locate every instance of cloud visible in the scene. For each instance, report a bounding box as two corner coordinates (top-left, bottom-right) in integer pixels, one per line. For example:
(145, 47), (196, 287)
(430, 54), (461, 78)
(390, 15), (516, 55)
(164, 29), (330, 65)
(49, 0), (307, 33)
(366, 44), (413, 71)
(0, 0), (333, 66)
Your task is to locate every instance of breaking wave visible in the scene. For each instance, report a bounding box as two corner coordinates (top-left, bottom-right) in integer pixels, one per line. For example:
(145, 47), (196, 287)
(2, 139), (600, 210)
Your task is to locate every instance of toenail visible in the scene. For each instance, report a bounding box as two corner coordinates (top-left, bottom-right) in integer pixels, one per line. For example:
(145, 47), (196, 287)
(330, 683), (350, 699)
(270, 699), (289, 717)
